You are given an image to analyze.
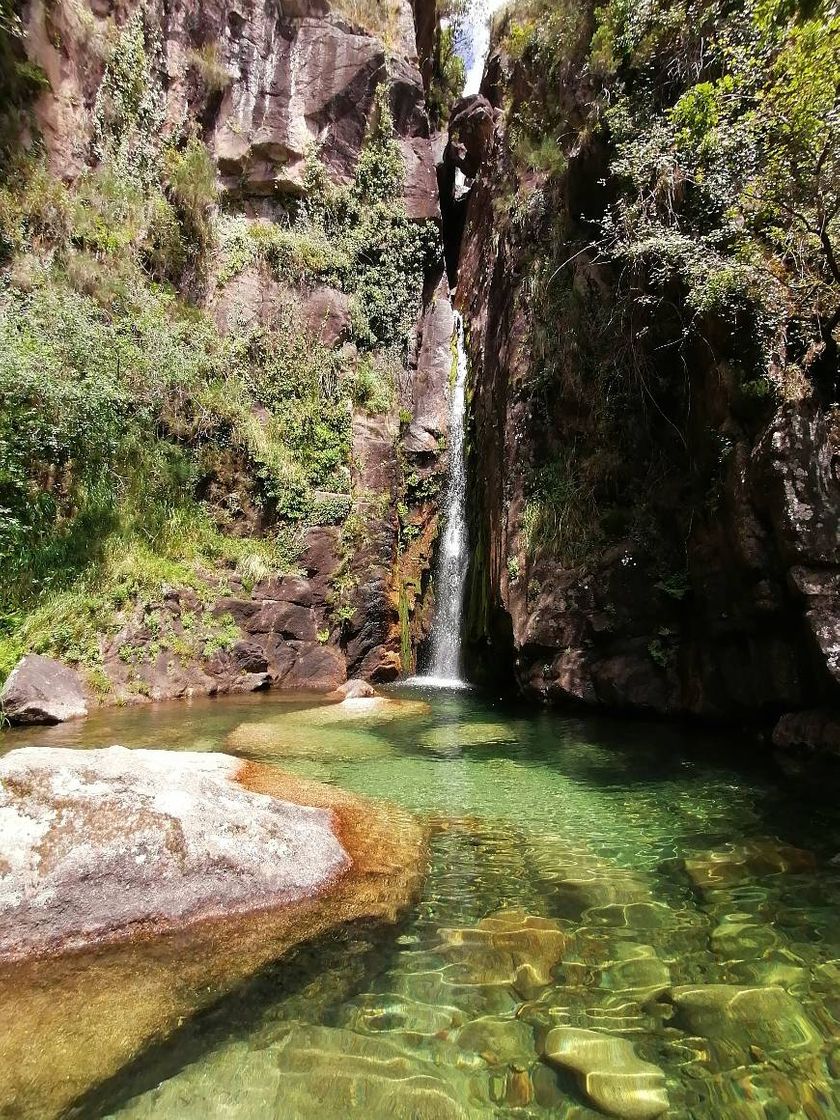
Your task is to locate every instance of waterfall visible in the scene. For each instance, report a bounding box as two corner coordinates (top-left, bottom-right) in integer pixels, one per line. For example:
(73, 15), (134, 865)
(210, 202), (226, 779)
(423, 314), (470, 686)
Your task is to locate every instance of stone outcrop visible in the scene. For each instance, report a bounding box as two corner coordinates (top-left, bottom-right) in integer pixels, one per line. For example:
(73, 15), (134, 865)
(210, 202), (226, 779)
(454, 39), (840, 765)
(0, 745), (349, 959)
(0, 744), (426, 1118)
(97, 572), (346, 705)
(445, 95), (496, 179)
(0, 654), (88, 724)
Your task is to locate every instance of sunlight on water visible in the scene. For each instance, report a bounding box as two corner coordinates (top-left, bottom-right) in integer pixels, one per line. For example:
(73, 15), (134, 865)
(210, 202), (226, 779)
(5, 688), (840, 1119)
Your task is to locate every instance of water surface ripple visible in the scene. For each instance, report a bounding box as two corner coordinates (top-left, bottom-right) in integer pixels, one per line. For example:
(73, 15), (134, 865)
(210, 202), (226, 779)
(5, 686), (840, 1119)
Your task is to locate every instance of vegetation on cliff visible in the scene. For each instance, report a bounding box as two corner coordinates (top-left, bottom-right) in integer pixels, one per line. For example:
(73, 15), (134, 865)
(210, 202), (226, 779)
(493, 0), (839, 566)
(0, 5), (440, 686)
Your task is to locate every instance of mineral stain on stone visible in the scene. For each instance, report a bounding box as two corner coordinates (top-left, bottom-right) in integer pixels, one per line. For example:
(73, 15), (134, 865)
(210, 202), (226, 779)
(0, 745), (426, 1120)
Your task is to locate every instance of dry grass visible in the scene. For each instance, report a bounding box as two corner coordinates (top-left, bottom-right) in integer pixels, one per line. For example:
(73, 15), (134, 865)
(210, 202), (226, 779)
(329, 0), (406, 50)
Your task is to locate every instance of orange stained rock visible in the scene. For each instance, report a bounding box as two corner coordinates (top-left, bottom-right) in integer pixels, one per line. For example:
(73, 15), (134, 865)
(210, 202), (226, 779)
(0, 757), (427, 1120)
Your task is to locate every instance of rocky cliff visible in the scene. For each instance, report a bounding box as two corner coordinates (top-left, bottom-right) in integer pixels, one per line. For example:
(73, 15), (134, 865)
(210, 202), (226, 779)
(0, 0), (454, 708)
(449, 0), (839, 767)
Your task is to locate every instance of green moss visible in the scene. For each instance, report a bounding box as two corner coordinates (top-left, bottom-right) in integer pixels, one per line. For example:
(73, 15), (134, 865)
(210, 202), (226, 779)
(399, 583), (412, 674)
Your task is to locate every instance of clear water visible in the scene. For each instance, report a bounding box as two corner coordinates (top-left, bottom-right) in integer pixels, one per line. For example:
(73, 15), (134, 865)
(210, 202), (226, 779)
(427, 314), (470, 682)
(5, 687), (840, 1119)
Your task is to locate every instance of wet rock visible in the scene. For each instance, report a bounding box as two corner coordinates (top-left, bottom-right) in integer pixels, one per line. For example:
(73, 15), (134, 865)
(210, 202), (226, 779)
(710, 918), (781, 961)
(289, 695), (430, 723)
(342, 992), (463, 1038)
(334, 677), (377, 699)
(773, 707), (840, 784)
(226, 720), (394, 762)
(446, 95), (496, 178)
(542, 1027), (669, 1119)
(0, 654), (88, 724)
(598, 943), (671, 1002)
(0, 750), (426, 1119)
(438, 909), (567, 998)
(667, 984), (822, 1061)
(552, 868), (653, 919)
(683, 839), (816, 891)
(226, 696), (429, 758)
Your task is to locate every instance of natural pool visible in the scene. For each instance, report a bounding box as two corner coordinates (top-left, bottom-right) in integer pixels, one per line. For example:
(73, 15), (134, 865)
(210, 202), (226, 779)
(5, 685), (840, 1119)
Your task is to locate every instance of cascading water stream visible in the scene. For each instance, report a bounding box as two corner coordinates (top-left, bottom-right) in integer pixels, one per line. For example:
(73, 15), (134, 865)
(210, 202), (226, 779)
(410, 0), (504, 688)
(423, 314), (470, 686)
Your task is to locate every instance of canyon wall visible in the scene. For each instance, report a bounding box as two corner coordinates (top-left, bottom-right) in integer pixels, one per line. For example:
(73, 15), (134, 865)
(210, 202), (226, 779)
(1, 0), (452, 705)
(450, 11), (839, 768)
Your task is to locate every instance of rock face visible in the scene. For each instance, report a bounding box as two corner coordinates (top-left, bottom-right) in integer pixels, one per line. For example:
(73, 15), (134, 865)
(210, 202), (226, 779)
(0, 654), (88, 724)
(542, 1027), (669, 1120)
(98, 574), (346, 704)
(0, 745), (426, 1118)
(14, 0), (454, 700)
(454, 40), (840, 760)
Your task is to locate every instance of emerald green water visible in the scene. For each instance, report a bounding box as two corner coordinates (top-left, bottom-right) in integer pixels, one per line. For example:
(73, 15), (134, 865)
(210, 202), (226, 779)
(6, 686), (840, 1119)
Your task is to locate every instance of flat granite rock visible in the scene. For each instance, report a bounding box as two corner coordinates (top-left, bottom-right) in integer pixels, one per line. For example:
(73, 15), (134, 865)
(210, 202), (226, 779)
(0, 746), (426, 1119)
(0, 746), (348, 959)
(0, 653), (88, 724)
(543, 1027), (669, 1120)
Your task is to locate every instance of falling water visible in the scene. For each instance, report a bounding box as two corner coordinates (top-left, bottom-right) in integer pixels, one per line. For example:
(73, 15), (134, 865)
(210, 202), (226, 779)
(424, 314), (470, 686)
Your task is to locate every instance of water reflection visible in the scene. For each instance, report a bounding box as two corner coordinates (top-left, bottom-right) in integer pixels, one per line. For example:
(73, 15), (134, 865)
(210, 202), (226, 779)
(5, 687), (840, 1118)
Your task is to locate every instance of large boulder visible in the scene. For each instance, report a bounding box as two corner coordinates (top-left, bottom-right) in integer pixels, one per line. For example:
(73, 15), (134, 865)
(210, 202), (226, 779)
(0, 654), (88, 724)
(0, 745), (426, 1118)
(0, 746), (348, 959)
(445, 95), (496, 179)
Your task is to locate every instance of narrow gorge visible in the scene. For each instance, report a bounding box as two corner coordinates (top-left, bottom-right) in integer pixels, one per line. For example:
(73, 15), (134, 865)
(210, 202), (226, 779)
(1, 0), (837, 771)
(2, 1), (840, 1117)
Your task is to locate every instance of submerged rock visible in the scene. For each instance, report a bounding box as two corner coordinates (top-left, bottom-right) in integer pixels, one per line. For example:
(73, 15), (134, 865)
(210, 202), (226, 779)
(456, 1016), (536, 1067)
(419, 721), (519, 753)
(226, 696), (430, 759)
(542, 1026), (669, 1119)
(0, 654), (88, 724)
(0, 746), (426, 1118)
(666, 984), (822, 1062)
(113, 1023), (492, 1119)
(683, 838), (816, 891)
(438, 909), (567, 998)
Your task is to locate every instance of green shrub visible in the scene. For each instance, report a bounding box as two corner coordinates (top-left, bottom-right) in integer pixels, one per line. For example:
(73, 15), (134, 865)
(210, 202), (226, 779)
(428, 24), (466, 128)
